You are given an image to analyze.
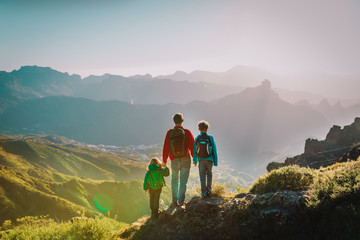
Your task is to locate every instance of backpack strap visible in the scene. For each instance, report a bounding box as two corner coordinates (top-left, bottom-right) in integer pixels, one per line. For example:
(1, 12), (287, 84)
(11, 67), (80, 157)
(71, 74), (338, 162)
(149, 172), (155, 186)
(157, 171), (161, 187)
(183, 129), (187, 151)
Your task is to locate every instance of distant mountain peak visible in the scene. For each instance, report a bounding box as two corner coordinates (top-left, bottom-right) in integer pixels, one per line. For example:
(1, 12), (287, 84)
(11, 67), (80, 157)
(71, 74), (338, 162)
(261, 79), (272, 90)
(14, 65), (60, 74)
(173, 70), (188, 76)
(11, 65), (80, 80)
(129, 73), (152, 80)
(318, 98), (331, 108)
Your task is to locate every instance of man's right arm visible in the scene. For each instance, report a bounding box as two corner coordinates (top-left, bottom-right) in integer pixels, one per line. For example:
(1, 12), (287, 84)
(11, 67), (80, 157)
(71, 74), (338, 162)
(162, 130), (170, 164)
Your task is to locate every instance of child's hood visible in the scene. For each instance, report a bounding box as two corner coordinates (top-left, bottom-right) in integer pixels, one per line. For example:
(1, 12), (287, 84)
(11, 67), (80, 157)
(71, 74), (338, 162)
(148, 164), (161, 171)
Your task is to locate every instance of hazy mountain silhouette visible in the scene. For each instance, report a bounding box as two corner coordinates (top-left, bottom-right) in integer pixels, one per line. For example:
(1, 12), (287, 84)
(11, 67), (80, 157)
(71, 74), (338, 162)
(0, 80), (337, 175)
(10, 66), (81, 96)
(0, 66), (80, 113)
(157, 65), (273, 87)
(2, 66), (360, 174)
(0, 66), (243, 111)
(2, 65), (359, 111)
(157, 65), (360, 104)
(295, 98), (359, 127)
(75, 74), (243, 104)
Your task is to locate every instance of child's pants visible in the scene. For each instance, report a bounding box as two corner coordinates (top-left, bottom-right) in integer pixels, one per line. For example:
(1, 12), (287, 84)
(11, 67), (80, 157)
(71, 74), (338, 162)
(149, 188), (162, 216)
(199, 159), (213, 196)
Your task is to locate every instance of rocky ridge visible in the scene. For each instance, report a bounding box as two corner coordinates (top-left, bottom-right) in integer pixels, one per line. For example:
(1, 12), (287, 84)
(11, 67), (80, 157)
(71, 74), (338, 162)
(118, 190), (311, 240)
(267, 117), (360, 171)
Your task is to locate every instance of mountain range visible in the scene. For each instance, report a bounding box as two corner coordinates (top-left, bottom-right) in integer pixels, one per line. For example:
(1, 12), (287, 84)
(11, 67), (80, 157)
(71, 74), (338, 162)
(0, 66), (243, 113)
(158, 65), (360, 104)
(2, 65), (359, 113)
(1, 66), (360, 175)
(0, 80), (341, 175)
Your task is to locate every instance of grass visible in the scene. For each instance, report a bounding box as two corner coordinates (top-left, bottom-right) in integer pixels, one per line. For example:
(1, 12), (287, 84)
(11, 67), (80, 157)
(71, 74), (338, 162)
(308, 159), (360, 208)
(0, 216), (128, 240)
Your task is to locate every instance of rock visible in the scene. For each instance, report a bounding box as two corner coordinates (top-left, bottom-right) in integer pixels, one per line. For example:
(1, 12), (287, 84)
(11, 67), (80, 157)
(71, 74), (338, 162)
(187, 196), (201, 205)
(215, 221), (225, 230)
(271, 118), (360, 170)
(119, 193), (314, 240)
(166, 227), (175, 233)
(194, 200), (213, 213)
(235, 193), (246, 198)
(245, 194), (256, 201)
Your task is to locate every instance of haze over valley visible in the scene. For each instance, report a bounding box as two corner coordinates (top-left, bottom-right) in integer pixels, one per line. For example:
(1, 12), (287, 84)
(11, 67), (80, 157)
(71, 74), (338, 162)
(1, 65), (360, 176)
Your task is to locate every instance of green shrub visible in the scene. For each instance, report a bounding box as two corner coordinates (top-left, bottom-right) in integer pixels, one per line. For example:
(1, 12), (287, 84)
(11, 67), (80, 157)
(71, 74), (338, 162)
(211, 182), (227, 197)
(193, 180), (228, 197)
(69, 217), (113, 240)
(249, 165), (316, 194)
(308, 160), (360, 208)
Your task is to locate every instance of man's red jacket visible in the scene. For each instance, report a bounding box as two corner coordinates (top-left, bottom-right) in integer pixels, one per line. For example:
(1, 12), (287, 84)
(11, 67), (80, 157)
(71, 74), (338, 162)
(162, 126), (195, 163)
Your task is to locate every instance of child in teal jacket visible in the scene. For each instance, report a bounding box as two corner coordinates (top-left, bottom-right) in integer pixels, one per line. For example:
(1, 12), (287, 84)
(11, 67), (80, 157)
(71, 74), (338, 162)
(193, 120), (218, 197)
(143, 158), (169, 218)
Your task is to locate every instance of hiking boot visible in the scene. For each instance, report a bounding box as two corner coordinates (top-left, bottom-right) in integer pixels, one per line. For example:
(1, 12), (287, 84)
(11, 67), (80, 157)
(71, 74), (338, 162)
(179, 201), (186, 207)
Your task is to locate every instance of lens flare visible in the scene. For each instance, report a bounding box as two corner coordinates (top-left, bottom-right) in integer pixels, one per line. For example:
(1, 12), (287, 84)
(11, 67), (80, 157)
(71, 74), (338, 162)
(94, 193), (113, 212)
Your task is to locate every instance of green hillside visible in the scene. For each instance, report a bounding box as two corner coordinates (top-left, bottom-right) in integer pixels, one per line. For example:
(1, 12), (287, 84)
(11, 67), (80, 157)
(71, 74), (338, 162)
(0, 134), (172, 225)
(0, 135), (146, 181)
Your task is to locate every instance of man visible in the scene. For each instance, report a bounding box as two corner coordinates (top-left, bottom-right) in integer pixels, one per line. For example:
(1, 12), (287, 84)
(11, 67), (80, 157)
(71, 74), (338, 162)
(163, 113), (195, 207)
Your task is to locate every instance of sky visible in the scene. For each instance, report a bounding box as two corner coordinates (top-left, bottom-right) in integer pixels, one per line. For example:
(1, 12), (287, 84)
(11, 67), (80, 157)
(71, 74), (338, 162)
(1, 0), (360, 77)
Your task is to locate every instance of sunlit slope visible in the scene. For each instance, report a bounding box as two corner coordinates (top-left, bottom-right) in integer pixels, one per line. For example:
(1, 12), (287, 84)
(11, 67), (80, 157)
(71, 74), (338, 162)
(0, 165), (171, 224)
(0, 135), (146, 181)
(0, 135), (172, 224)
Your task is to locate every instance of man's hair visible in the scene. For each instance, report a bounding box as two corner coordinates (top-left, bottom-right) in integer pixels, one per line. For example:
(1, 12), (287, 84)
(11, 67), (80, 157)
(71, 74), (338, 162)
(150, 157), (161, 165)
(173, 113), (184, 124)
(198, 120), (210, 131)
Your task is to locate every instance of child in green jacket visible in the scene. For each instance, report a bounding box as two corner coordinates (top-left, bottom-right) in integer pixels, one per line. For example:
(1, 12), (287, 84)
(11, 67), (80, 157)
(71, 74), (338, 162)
(143, 157), (169, 219)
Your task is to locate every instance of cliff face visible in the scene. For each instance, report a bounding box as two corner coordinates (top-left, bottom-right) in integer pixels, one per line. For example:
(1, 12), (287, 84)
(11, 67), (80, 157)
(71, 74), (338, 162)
(268, 117), (360, 171)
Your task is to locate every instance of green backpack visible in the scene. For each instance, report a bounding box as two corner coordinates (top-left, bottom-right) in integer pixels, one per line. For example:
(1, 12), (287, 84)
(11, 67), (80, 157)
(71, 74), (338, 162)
(149, 170), (166, 189)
